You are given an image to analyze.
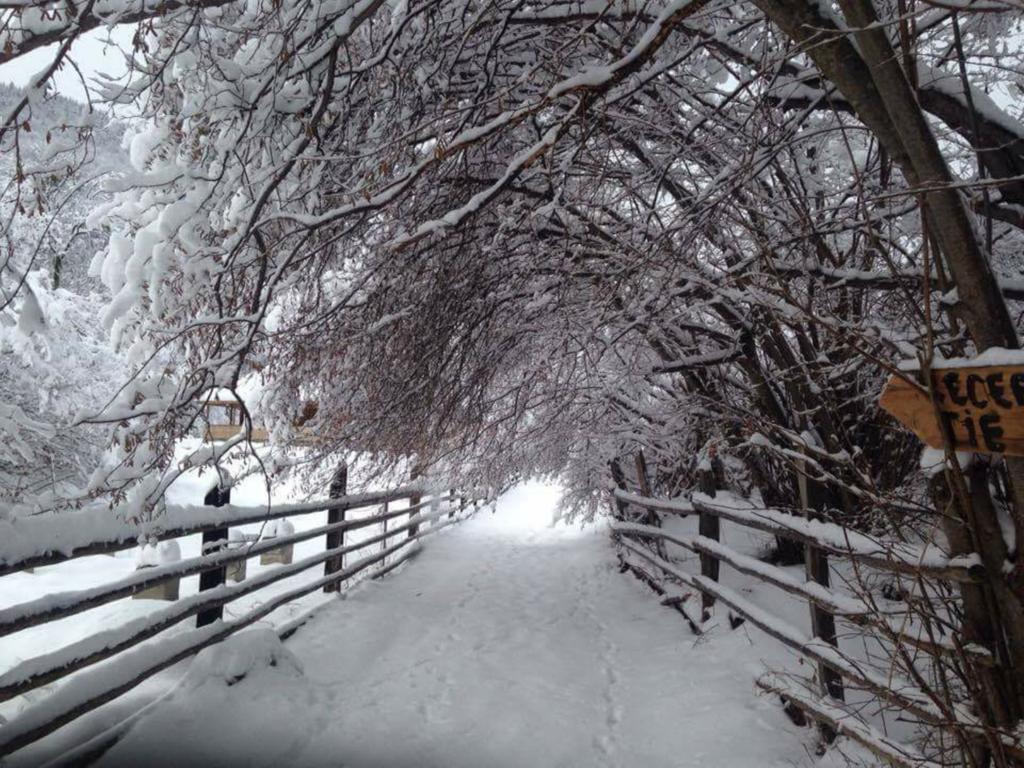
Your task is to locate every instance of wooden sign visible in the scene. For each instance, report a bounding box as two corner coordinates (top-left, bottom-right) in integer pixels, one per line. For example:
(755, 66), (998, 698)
(880, 364), (1024, 455)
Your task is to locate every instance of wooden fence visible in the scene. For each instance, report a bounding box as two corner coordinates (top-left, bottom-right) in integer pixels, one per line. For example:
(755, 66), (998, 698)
(609, 463), (1009, 768)
(0, 482), (478, 757)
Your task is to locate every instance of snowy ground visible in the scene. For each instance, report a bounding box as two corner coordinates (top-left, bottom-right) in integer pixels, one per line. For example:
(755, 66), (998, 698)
(0, 448), (419, 762)
(57, 482), (822, 768)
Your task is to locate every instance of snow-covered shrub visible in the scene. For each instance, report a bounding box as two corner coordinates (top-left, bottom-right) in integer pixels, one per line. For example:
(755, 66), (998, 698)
(0, 271), (123, 516)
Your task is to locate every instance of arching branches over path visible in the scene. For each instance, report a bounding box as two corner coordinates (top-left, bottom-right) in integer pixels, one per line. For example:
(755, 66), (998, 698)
(4, 0), (1024, 758)
(1, 0), (1018, 513)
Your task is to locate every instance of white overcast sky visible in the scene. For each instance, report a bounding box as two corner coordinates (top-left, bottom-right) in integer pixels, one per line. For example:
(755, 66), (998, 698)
(0, 26), (134, 102)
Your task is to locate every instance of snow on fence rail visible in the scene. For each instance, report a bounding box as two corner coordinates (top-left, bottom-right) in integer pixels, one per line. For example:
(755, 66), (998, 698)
(609, 466), (1019, 768)
(0, 486), (425, 575)
(0, 483), (480, 757)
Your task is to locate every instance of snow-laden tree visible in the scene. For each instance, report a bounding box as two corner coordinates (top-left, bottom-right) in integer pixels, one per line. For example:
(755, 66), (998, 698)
(3, 0), (1024, 759)
(0, 272), (123, 515)
(0, 85), (126, 517)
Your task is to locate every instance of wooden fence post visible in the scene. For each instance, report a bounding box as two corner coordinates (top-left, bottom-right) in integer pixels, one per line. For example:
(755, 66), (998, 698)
(406, 462), (423, 538)
(408, 490), (423, 539)
(449, 488), (457, 519)
(408, 493), (422, 537)
(696, 454), (723, 621)
(324, 462), (348, 593)
(427, 492), (440, 531)
(381, 501), (389, 555)
(635, 451), (670, 560)
(609, 459), (630, 520)
(797, 454), (844, 739)
(197, 477), (230, 627)
(634, 451), (652, 497)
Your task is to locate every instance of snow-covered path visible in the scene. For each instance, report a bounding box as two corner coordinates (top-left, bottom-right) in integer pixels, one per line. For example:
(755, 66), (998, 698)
(96, 483), (808, 768)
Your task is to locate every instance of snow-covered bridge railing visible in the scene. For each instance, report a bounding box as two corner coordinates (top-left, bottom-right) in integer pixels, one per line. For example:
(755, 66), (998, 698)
(0, 485), (479, 757)
(610, 480), (1012, 768)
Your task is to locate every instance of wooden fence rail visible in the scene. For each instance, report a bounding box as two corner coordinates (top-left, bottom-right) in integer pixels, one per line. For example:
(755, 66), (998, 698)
(0, 497), (438, 638)
(609, 483), (1015, 768)
(0, 487), (426, 576)
(0, 484), (477, 757)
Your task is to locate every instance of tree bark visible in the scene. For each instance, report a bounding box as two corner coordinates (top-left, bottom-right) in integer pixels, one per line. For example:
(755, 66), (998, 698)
(745, 0), (1024, 734)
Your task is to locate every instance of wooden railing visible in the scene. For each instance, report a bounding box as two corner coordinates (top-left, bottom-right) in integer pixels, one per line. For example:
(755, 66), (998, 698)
(610, 473), (1003, 768)
(199, 398), (318, 444)
(0, 484), (478, 757)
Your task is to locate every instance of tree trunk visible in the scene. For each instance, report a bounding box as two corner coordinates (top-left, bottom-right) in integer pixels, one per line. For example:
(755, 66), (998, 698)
(747, 0), (1024, 729)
